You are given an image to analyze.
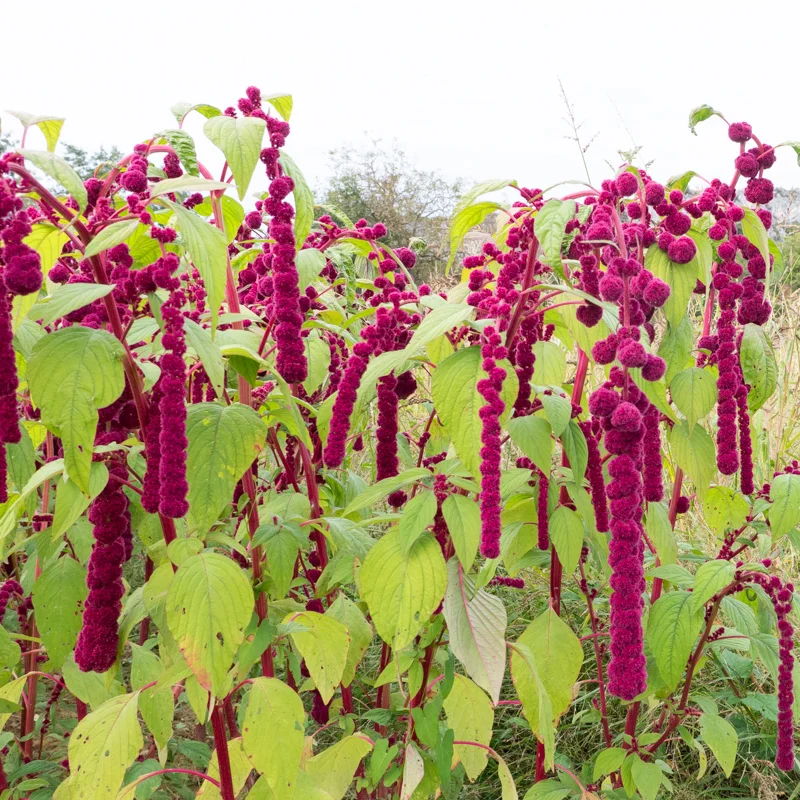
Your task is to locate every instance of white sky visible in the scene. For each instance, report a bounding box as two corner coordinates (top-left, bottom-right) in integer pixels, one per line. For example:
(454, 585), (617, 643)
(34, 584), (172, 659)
(3, 0), (800, 206)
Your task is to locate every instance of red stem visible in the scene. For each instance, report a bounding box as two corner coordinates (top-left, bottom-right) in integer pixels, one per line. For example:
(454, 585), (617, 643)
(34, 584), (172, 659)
(210, 704), (235, 800)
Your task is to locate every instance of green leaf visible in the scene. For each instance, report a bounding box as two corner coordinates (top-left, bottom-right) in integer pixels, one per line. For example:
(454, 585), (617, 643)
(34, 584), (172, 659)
(265, 93), (293, 121)
(243, 677), (305, 800)
(646, 245), (698, 328)
(341, 468), (430, 516)
(400, 302), (473, 359)
(668, 421), (715, 498)
(698, 713), (737, 777)
(303, 335), (331, 395)
(506, 416), (553, 475)
(442, 494), (481, 570)
(593, 747), (627, 780)
(539, 393), (571, 438)
(0, 677), (27, 730)
(496, 754), (518, 800)
(549, 506), (583, 578)
(453, 178), (517, 216)
(511, 607), (583, 725)
(84, 219), (142, 259)
(184, 319), (225, 399)
(399, 490), (438, 553)
(692, 560), (735, 610)
(51, 462), (108, 540)
(701, 486), (749, 535)
(62, 653), (125, 709)
(326, 595), (373, 687)
(150, 175), (230, 197)
(442, 560), (507, 703)
(130, 645), (173, 751)
(688, 229), (714, 287)
(20, 149), (88, 210)
(156, 128), (199, 176)
(647, 591), (704, 691)
(28, 327), (125, 494)
(535, 199), (575, 274)
(7, 111), (65, 151)
(279, 151), (314, 248)
(361, 529), (447, 650)
(171, 102), (222, 126)
(25, 222), (68, 273)
(530, 341), (567, 386)
(667, 170), (698, 193)
(768, 473), (800, 538)
(508, 641), (554, 769)
(443, 675), (494, 781)
(198, 737), (254, 799)
(261, 526), (300, 599)
(740, 323), (777, 412)
(166, 552), (253, 696)
(741, 208), (770, 277)
(296, 249), (326, 291)
(32, 556), (87, 670)
(560, 420), (588, 484)
(630, 755), (662, 800)
(671, 367), (717, 428)
(304, 735), (373, 800)
(162, 200), (227, 328)
(688, 104), (723, 135)
(646, 502), (677, 565)
(659, 318), (694, 387)
(447, 201), (503, 273)
(68, 692), (143, 798)
(185, 403), (267, 533)
(203, 115), (266, 201)
(30, 282), (114, 326)
(431, 347), (518, 480)
(285, 611), (349, 703)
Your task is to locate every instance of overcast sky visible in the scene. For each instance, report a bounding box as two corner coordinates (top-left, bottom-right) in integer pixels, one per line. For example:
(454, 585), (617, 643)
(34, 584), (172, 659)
(4, 0), (800, 206)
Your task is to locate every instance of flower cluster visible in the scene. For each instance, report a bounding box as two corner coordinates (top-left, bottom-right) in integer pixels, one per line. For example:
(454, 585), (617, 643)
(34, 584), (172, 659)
(580, 420), (609, 533)
(0, 579), (23, 619)
(0, 273), (20, 501)
(75, 459), (131, 673)
(536, 467), (549, 551)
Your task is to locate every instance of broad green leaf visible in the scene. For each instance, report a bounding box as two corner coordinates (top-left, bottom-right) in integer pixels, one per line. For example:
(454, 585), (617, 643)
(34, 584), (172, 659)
(443, 675), (494, 781)
(688, 104), (723, 135)
(28, 327), (125, 494)
(171, 102), (222, 126)
(69, 692), (143, 798)
(647, 591), (704, 691)
(560, 419), (588, 484)
(150, 176), (229, 197)
(279, 151), (314, 248)
(8, 111), (64, 151)
(62, 653), (125, 709)
(453, 178), (517, 216)
(304, 734), (373, 800)
(341, 468), (430, 515)
(442, 494), (481, 570)
(243, 677), (305, 800)
(535, 199), (575, 274)
(400, 743), (425, 800)
(646, 502), (678, 565)
(30, 282), (114, 326)
(646, 245), (698, 328)
(265, 93), (293, 120)
(701, 486), (749, 535)
(740, 323), (777, 412)
(768, 473), (800, 538)
(442, 560), (507, 703)
(630, 755), (662, 800)
(361, 529), (447, 650)
(530, 341), (567, 386)
(303, 335), (331, 395)
(688, 229), (714, 287)
(285, 611), (349, 703)
(296, 249), (326, 291)
(593, 747), (627, 780)
(431, 347), (518, 480)
(539, 393), (571, 437)
(692, 560), (735, 610)
(20, 148), (88, 210)
(166, 552), (253, 696)
(0, 625), (21, 684)
(698, 713), (737, 777)
(130, 644), (173, 751)
(261, 526), (300, 599)
(184, 319), (225, 399)
(668, 421), (715, 498)
(162, 200), (227, 327)
(399, 490), (437, 552)
(447, 201), (503, 273)
(506, 416), (553, 475)
(549, 505), (583, 578)
(659, 317), (694, 387)
(496, 754), (518, 800)
(51, 462), (108, 540)
(400, 302), (473, 358)
(25, 222), (68, 272)
(0, 676), (26, 729)
(156, 128), (200, 176)
(185, 402), (267, 533)
(32, 556), (87, 671)
(670, 367), (717, 428)
(741, 208), (770, 276)
(204, 115), (266, 200)
(511, 607), (583, 726)
(326, 595), (373, 687)
(509, 641), (554, 768)
(84, 219), (141, 258)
